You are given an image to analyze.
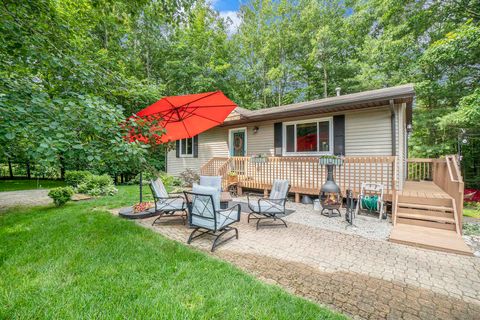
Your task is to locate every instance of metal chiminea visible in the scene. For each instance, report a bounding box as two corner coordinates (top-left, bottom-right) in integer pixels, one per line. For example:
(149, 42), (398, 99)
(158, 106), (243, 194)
(319, 156), (343, 217)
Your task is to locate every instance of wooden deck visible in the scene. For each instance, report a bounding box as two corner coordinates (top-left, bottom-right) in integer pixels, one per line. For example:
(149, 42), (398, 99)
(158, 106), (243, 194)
(202, 155), (469, 255)
(399, 181), (451, 199)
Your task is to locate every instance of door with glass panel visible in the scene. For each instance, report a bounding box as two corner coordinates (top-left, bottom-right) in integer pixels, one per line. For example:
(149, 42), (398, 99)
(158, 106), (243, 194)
(229, 128), (246, 175)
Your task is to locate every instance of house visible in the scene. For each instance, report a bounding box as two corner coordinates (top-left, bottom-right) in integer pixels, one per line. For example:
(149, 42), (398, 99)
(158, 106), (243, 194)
(167, 84), (414, 192)
(166, 83), (470, 255)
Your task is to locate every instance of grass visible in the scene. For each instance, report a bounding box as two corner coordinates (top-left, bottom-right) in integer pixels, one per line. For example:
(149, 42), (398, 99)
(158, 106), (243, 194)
(0, 179), (66, 192)
(0, 185), (344, 319)
(464, 207), (480, 219)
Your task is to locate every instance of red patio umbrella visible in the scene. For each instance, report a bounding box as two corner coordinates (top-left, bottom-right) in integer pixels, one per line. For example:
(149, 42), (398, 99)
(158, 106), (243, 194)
(131, 90), (237, 144)
(130, 90), (237, 203)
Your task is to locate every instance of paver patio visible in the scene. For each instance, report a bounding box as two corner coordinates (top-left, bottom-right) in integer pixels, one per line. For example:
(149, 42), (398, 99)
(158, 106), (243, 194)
(119, 199), (480, 320)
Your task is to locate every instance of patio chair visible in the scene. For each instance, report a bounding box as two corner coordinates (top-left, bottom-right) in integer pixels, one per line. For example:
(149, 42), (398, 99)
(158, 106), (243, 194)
(149, 178), (187, 226)
(184, 184), (241, 252)
(247, 179), (291, 229)
(199, 175), (222, 192)
(355, 182), (385, 220)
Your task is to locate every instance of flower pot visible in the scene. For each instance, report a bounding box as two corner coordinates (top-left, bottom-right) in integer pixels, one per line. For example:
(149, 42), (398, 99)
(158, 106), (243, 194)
(251, 157), (268, 164)
(319, 157), (343, 166)
(227, 175), (238, 184)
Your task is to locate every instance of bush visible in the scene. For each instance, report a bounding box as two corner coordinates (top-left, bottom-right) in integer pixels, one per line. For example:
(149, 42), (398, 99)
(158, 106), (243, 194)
(65, 171), (92, 187)
(48, 186), (74, 207)
(77, 174), (117, 196)
(179, 168), (199, 187)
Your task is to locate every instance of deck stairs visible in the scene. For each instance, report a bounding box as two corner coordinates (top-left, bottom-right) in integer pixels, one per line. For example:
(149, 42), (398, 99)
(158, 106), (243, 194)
(390, 182), (471, 255)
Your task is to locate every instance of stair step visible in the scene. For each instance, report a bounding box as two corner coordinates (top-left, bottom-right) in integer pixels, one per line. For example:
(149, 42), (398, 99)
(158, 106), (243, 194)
(397, 195), (453, 207)
(397, 202), (453, 212)
(397, 207), (454, 218)
(397, 212), (455, 224)
(389, 224), (472, 255)
(396, 218), (457, 231)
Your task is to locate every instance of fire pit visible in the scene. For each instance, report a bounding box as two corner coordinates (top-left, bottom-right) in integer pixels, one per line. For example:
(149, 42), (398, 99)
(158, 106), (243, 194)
(319, 158), (342, 217)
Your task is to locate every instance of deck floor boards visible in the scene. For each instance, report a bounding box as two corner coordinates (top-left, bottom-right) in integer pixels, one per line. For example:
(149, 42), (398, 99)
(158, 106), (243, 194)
(399, 181), (451, 198)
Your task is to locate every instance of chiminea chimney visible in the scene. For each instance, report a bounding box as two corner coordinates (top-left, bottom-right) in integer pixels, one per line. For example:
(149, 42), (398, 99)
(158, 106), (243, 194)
(335, 87), (341, 96)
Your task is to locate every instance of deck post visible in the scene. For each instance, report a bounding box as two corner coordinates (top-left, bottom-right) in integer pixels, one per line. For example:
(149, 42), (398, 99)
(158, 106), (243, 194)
(295, 193), (300, 203)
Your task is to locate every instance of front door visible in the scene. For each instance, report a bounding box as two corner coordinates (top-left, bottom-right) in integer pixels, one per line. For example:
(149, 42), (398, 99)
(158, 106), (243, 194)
(229, 128), (246, 156)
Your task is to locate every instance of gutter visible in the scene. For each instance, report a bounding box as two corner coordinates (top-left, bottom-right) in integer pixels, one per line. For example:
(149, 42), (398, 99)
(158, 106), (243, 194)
(390, 99), (396, 156)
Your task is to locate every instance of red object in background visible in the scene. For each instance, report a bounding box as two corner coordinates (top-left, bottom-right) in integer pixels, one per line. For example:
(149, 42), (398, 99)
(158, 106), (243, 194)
(131, 91), (237, 143)
(464, 189), (480, 202)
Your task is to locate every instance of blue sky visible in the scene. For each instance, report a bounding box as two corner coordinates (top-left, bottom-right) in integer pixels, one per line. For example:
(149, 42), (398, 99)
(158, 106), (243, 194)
(212, 0), (242, 12)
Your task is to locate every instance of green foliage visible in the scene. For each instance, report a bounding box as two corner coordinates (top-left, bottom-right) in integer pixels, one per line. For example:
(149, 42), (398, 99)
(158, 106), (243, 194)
(48, 186), (74, 207)
(77, 174), (117, 196)
(1, 0), (478, 185)
(65, 171), (93, 188)
(179, 169), (200, 187)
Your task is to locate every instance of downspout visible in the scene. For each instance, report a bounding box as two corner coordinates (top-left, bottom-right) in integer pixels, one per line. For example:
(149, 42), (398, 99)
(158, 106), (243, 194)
(389, 99), (396, 156)
(390, 99), (398, 192)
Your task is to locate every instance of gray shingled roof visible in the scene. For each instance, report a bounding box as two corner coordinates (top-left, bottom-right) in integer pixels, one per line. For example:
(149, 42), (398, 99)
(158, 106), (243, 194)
(225, 84), (415, 124)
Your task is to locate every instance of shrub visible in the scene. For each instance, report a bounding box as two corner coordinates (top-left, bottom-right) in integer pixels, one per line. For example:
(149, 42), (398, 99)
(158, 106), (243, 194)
(77, 174), (117, 196)
(179, 168), (199, 187)
(48, 186), (74, 207)
(65, 171), (92, 187)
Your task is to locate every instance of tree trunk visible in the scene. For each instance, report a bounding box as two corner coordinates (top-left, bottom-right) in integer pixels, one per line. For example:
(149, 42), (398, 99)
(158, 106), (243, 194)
(323, 62), (328, 98)
(59, 155), (65, 180)
(8, 159), (13, 178)
(26, 161), (31, 179)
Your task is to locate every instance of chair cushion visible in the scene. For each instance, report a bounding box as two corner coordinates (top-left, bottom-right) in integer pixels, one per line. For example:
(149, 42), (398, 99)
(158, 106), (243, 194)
(249, 199), (284, 214)
(200, 176), (222, 192)
(192, 184), (221, 214)
(151, 178), (169, 198)
(270, 179), (289, 200)
(156, 198), (185, 211)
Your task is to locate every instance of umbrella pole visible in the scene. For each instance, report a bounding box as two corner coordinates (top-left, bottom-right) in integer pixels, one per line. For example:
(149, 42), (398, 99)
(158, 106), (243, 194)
(139, 172), (143, 203)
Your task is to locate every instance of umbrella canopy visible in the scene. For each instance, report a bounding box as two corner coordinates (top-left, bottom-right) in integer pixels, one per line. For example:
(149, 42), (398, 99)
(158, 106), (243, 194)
(132, 91), (237, 143)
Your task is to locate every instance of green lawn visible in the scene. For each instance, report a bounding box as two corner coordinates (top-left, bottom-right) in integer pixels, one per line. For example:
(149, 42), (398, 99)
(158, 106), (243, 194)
(464, 207), (480, 219)
(0, 185), (344, 319)
(0, 179), (66, 192)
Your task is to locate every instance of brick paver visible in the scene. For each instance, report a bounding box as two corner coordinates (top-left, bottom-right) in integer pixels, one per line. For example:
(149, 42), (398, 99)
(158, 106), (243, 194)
(126, 209), (480, 320)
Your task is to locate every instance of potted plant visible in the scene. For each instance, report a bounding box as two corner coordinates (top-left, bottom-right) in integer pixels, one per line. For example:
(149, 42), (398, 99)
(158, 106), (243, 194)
(319, 155), (344, 166)
(227, 171), (238, 184)
(251, 153), (268, 164)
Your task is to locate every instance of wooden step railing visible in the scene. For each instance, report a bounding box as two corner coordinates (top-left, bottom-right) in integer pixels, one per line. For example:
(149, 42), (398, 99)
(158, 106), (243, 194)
(407, 158), (433, 181)
(432, 155), (464, 234)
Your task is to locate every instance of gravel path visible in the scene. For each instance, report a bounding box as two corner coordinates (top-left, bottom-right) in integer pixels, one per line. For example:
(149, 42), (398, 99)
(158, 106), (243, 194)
(0, 189), (52, 212)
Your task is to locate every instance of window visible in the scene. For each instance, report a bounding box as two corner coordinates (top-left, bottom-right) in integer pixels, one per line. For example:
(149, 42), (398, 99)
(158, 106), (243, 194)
(283, 118), (332, 155)
(180, 137), (194, 157)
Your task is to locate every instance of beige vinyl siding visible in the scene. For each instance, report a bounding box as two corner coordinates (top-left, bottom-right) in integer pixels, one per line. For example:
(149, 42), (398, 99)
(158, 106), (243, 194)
(244, 122), (275, 156)
(167, 127), (229, 176)
(345, 108), (392, 155)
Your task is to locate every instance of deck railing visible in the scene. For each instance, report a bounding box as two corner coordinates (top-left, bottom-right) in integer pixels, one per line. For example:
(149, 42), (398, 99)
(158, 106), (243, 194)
(432, 155), (464, 230)
(406, 158), (433, 181)
(201, 156), (397, 200)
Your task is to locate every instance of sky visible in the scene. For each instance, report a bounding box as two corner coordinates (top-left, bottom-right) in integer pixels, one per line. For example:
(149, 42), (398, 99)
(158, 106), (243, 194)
(211, 0), (243, 34)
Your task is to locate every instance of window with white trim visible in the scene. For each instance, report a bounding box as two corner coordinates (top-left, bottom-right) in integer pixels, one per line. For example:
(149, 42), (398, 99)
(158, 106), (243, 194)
(179, 137), (194, 157)
(283, 118), (333, 155)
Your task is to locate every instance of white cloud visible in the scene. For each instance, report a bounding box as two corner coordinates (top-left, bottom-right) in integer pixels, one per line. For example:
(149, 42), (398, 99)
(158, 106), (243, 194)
(219, 10), (241, 35)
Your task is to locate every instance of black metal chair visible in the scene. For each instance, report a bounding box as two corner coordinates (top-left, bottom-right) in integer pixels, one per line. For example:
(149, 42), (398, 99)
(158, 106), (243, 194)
(184, 185), (241, 252)
(247, 179), (291, 229)
(150, 178), (187, 225)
